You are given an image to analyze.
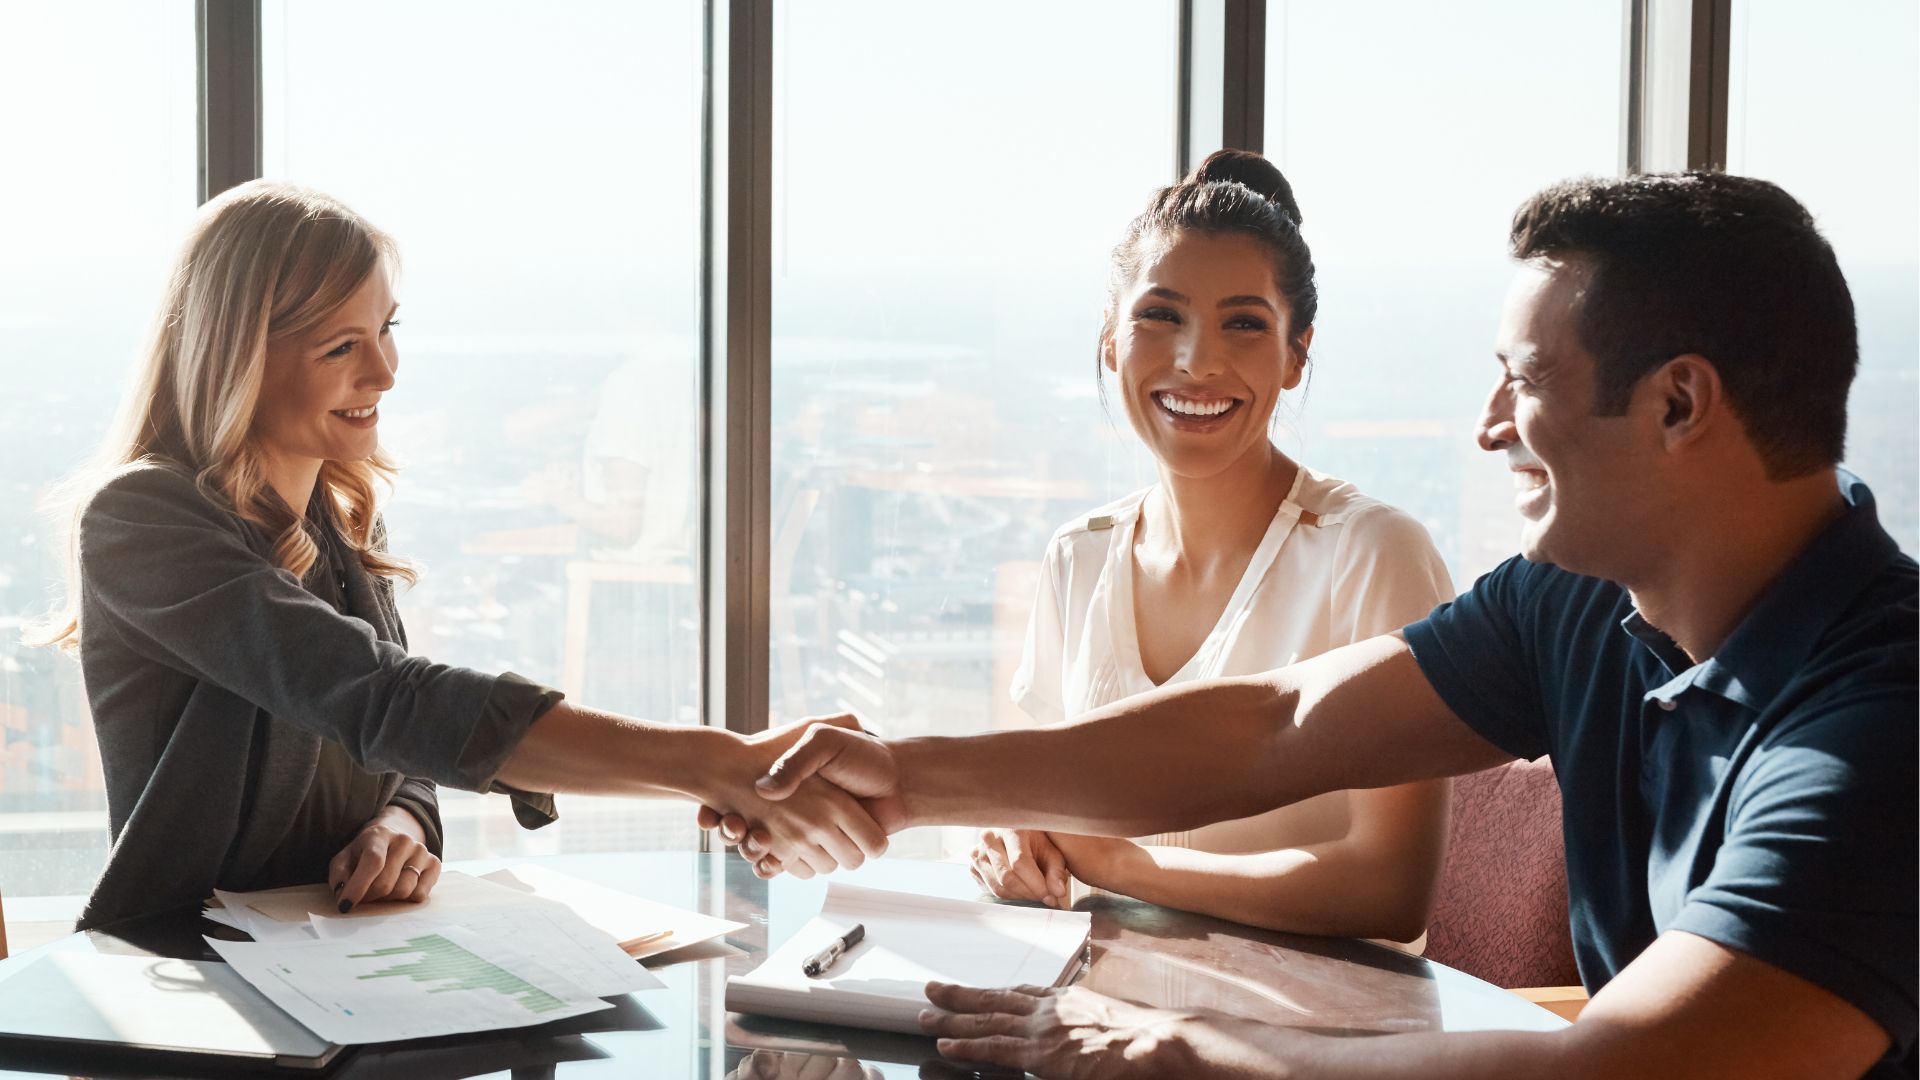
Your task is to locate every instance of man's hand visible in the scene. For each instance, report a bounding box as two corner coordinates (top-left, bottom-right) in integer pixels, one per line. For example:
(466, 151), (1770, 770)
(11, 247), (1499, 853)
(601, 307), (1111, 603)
(698, 714), (894, 876)
(919, 983), (1198, 1079)
(719, 722), (907, 877)
(329, 805), (440, 913)
(697, 718), (891, 879)
(969, 829), (1071, 908)
(756, 722), (904, 812)
(724, 1049), (882, 1080)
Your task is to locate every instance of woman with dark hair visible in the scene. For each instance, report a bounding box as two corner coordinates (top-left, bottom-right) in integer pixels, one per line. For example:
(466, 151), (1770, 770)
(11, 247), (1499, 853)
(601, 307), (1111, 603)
(960, 150), (1456, 944)
(718, 152), (1455, 942)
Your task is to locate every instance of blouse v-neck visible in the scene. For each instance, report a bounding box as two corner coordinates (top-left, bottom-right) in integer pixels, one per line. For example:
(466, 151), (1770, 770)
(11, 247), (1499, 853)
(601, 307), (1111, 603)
(1109, 466), (1309, 689)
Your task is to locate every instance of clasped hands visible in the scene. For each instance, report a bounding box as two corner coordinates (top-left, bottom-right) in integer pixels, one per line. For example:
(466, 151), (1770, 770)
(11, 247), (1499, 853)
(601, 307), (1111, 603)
(701, 717), (1202, 1079)
(702, 714), (1127, 905)
(698, 713), (905, 879)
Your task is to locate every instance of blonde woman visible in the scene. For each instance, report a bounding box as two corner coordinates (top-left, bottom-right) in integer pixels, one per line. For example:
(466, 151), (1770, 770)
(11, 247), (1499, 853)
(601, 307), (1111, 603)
(40, 181), (884, 930)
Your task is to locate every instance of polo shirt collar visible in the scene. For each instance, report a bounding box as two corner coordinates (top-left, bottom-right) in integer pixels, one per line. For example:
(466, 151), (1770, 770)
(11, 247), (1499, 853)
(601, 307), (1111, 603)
(1622, 471), (1901, 712)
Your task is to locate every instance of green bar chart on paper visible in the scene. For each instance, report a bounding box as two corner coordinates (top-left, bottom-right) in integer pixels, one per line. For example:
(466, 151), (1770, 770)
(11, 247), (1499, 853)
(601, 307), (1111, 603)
(208, 922), (612, 1044)
(349, 934), (569, 1014)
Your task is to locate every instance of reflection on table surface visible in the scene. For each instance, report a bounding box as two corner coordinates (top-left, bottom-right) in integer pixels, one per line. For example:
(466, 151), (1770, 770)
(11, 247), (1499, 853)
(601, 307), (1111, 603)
(0, 850), (1560, 1079)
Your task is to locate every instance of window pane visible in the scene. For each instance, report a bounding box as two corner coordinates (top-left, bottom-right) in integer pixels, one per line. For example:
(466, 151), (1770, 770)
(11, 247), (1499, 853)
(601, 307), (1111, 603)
(263, 0), (706, 857)
(769, 2), (1176, 855)
(1263, 0), (1626, 583)
(0, 2), (197, 911)
(1728, 0), (1919, 553)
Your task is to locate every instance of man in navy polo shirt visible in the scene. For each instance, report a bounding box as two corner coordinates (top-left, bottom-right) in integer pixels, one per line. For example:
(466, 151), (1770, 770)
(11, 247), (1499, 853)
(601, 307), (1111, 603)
(736, 172), (1916, 1079)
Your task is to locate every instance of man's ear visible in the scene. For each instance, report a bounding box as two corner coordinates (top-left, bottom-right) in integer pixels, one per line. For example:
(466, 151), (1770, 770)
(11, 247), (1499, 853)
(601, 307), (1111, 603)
(1649, 353), (1723, 450)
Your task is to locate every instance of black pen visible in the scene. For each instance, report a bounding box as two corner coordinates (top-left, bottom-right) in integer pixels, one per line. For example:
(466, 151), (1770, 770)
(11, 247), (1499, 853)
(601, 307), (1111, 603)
(801, 923), (865, 977)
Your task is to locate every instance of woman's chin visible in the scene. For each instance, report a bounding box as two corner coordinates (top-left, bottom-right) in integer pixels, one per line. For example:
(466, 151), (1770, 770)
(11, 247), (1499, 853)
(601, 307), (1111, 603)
(323, 439), (381, 464)
(1153, 449), (1255, 482)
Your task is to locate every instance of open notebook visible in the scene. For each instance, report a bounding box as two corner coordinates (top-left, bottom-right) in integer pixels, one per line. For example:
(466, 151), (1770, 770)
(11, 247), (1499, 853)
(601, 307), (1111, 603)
(726, 882), (1092, 1035)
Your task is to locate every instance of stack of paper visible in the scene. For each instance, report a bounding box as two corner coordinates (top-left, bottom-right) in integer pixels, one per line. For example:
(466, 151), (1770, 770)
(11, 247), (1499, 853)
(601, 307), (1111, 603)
(198, 865), (746, 1045)
(209, 927), (612, 1044)
(726, 883), (1092, 1034)
(480, 864), (747, 960)
(208, 867), (745, 962)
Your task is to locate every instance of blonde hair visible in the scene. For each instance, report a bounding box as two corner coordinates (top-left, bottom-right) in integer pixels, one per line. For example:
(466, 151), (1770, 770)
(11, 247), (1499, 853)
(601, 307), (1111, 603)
(36, 180), (415, 650)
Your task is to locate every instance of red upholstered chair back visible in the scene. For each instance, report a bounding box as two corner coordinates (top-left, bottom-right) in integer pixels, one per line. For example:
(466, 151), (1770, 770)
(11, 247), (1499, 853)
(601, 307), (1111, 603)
(1423, 756), (1581, 989)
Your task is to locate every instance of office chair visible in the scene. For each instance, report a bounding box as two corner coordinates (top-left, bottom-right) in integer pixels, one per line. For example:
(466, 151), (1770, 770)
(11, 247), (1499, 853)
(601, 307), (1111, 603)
(1424, 756), (1586, 1021)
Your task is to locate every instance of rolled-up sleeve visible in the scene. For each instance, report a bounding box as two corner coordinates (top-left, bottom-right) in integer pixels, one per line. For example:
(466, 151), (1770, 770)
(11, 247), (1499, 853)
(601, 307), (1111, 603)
(474, 674), (565, 828)
(79, 465), (561, 797)
(384, 777), (445, 856)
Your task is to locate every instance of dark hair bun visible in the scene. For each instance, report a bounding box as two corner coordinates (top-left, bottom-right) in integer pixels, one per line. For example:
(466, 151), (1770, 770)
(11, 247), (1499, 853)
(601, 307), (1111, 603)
(1192, 149), (1303, 226)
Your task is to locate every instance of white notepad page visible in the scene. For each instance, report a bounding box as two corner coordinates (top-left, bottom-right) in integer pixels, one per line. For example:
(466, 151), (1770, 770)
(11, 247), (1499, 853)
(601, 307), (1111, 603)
(726, 882), (1091, 1034)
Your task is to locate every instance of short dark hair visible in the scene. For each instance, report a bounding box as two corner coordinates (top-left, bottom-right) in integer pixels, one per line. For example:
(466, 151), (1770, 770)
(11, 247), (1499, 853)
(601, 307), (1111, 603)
(1100, 149), (1318, 374)
(1510, 172), (1857, 479)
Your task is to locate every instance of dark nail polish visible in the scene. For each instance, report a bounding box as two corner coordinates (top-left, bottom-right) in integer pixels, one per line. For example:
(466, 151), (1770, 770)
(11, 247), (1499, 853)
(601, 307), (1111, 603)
(338, 900), (352, 914)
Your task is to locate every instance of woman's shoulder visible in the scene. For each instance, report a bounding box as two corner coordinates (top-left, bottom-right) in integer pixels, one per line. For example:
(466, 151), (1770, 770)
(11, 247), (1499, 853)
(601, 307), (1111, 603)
(1041, 488), (1149, 556)
(1292, 468), (1439, 552)
(79, 457), (239, 539)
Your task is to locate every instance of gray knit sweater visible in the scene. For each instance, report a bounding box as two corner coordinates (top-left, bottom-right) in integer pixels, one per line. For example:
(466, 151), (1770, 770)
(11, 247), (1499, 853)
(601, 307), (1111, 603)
(74, 459), (559, 929)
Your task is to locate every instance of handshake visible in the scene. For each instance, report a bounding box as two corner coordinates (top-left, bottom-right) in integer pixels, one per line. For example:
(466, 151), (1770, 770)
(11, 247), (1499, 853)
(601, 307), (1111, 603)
(695, 714), (907, 879)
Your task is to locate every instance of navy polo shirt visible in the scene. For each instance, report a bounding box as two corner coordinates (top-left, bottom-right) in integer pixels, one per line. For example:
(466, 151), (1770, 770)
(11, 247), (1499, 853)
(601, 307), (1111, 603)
(1405, 473), (1916, 1076)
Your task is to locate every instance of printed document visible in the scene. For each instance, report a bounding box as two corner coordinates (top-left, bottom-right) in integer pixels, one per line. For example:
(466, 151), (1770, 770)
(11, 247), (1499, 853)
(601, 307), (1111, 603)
(208, 925), (612, 1044)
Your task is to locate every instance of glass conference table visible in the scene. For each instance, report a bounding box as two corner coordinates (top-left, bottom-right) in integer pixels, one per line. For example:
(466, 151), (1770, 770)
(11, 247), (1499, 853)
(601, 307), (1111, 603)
(0, 850), (1563, 1079)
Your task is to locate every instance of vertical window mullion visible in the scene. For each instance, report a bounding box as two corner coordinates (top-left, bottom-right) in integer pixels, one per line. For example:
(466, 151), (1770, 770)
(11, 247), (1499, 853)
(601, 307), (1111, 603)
(1220, 0), (1265, 154)
(195, 0), (260, 203)
(1626, 0), (1729, 173)
(1181, 0), (1265, 173)
(704, 0), (774, 737)
(1622, 0), (1646, 172)
(1176, 0), (1193, 180)
(1686, 0), (1731, 170)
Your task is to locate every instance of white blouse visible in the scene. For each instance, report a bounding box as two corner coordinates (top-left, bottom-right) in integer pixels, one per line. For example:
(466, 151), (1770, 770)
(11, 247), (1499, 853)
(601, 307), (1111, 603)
(1010, 465), (1456, 857)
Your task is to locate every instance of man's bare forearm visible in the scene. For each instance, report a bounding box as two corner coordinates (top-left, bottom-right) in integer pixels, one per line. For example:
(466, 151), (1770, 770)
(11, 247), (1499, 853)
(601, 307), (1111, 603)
(892, 634), (1497, 837)
(1166, 1017), (1579, 1080)
(894, 676), (1314, 835)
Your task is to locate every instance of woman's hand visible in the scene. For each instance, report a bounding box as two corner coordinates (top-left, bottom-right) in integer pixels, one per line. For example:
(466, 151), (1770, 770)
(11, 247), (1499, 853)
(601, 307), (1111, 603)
(969, 829), (1071, 908)
(329, 805), (440, 912)
(1043, 832), (1137, 890)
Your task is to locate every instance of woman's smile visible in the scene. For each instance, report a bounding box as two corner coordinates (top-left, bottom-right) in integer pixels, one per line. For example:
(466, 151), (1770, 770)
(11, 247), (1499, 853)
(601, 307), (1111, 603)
(330, 404), (380, 429)
(1152, 388), (1245, 431)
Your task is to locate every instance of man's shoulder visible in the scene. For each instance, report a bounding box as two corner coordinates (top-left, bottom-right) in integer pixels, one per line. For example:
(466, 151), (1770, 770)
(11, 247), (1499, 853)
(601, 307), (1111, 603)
(1783, 548), (1918, 687)
(1784, 556), (1919, 727)
(1458, 554), (1630, 623)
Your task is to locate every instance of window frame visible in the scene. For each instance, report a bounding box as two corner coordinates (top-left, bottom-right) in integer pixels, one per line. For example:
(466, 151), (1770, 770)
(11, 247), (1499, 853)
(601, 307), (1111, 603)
(186, 0), (1732, 731)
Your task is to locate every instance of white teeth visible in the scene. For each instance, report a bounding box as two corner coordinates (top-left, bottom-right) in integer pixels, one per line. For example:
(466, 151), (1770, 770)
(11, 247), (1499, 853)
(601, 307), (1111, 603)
(333, 406), (376, 419)
(1155, 392), (1235, 418)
